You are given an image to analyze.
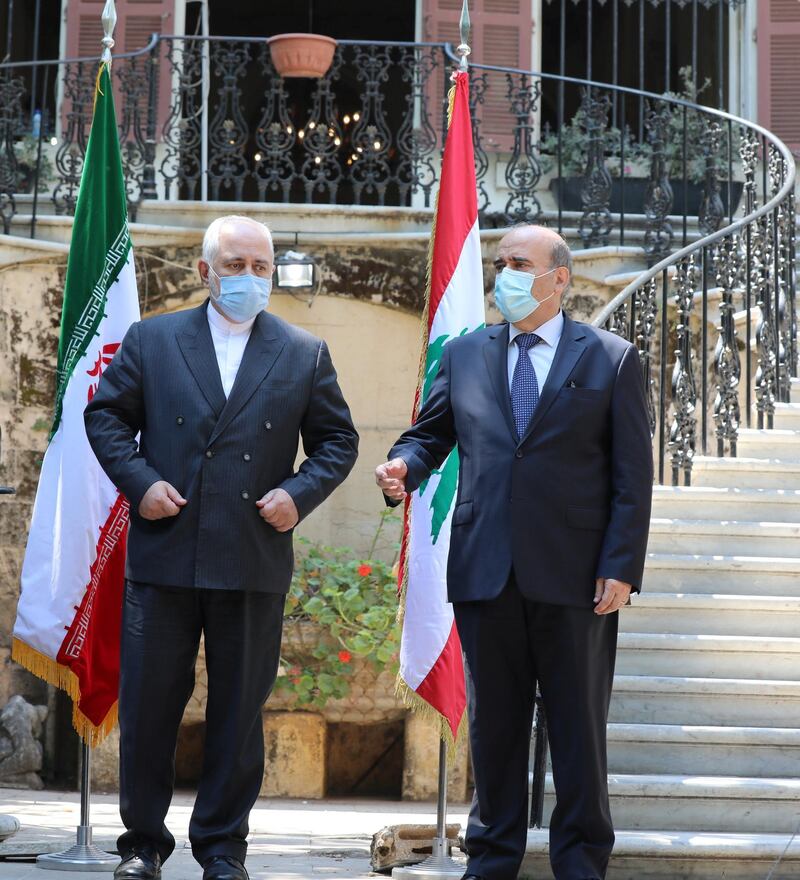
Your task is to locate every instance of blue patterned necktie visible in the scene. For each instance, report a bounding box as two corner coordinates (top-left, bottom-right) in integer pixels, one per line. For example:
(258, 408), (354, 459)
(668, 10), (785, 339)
(511, 333), (542, 439)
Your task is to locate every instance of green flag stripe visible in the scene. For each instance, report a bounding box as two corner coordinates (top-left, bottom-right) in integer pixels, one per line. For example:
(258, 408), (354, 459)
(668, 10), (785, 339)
(51, 64), (130, 438)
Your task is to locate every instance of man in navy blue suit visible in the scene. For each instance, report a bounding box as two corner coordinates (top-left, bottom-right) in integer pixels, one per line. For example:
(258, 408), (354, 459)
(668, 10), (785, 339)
(376, 225), (652, 880)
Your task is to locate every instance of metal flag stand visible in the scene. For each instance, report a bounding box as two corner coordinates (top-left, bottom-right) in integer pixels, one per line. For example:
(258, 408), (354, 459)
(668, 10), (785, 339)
(37, 5), (121, 871)
(393, 4), (473, 879)
(37, 745), (119, 871)
(391, 740), (464, 880)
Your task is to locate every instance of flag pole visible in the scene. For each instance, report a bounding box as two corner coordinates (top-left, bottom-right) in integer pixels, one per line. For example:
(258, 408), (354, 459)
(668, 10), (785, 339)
(36, 3), (122, 871)
(393, 5), (473, 877)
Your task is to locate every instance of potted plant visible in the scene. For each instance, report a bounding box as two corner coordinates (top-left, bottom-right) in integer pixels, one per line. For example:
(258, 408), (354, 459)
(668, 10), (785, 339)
(267, 33), (337, 78)
(543, 68), (742, 216)
(274, 512), (402, 710)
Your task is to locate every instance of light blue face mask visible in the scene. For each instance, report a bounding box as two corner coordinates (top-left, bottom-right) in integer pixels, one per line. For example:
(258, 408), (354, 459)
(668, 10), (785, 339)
(209, 266), (272, 323)
(494, 266), (558, 324)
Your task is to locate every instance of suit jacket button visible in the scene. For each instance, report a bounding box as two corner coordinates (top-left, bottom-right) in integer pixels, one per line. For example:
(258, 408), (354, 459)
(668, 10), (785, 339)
(205, 449), (213, 458)
(243, 453), (251, 462)
(241, 490), (250, 500)
(515, 451), (523, 459)
(176, 416), (184, 425)
(264, 420), (272, 430)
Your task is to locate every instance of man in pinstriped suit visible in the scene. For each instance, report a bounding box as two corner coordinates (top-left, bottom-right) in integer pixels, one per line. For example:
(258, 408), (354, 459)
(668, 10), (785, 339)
(85, 216), (358, 880)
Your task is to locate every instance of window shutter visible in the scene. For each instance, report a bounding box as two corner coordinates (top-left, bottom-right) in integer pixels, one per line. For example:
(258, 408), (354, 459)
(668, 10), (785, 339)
(757, 0), (800, 152)
(423, 0), (533, 152)
(63, 0), (173, 145)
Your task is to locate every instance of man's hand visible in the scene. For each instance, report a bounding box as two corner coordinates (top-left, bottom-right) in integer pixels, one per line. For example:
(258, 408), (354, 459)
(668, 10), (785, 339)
(375, 458), (408, 501)
(257, 488), (299, 532)
(594, 578), (632, 615)
(138, 481), (187, 520)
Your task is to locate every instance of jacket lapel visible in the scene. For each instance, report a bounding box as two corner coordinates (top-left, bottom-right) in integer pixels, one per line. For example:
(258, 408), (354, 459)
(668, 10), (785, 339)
(520, 313), (587, 445)
(176, 302), (227, 418)
(483, 323), (517, 442)
(207, 310), (286, 446)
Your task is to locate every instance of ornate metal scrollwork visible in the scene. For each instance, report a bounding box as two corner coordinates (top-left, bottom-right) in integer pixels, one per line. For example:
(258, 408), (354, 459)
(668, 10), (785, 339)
(349, 45), (393, 205)
(394, 46), (439, 208)
(159, 38), (203, 200)
(468, 69), (490, 215)
(607, 301), (629, 339)
(0, 70), (23, 233)
(253, 45), (295, 202)
(669, 256), (698, 484)
(578, 88), (612, 249)
(502, 73), (543, 225)
(769, 146), (791, 403)
(635, 277), (659, 436)
(299, 48), (344, 203)
(643, 102), (673, 265)
(753, 211), (778, 429)
(53, 62), (95, 216)
(115, 54), (151, 218)
(714, 235), (742, 456)
(698, 121), (724, 236)
(207, 42), (251, 200)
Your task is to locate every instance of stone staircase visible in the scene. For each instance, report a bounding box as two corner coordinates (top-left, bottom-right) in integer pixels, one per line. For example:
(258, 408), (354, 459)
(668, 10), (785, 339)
(523, 376), (800, 878)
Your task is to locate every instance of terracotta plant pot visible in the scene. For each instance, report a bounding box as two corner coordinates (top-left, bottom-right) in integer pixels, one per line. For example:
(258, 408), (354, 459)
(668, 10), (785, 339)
(268, 33), (337, 78)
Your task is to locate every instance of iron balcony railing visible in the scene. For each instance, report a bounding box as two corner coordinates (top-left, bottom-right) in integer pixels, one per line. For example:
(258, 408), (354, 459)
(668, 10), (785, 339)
(0, 33), (763, 260)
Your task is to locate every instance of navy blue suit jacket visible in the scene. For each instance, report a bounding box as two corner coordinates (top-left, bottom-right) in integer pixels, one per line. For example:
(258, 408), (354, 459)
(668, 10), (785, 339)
(389, 313), (653, 607)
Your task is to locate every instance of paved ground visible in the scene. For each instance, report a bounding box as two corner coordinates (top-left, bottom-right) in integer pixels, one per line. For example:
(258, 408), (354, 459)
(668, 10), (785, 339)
(0, 789), (470, 880)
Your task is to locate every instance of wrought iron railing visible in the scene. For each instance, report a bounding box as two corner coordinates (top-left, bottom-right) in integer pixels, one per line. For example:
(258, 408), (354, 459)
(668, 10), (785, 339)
(591, 108), (796, 486)
(0, 33), (759, 256)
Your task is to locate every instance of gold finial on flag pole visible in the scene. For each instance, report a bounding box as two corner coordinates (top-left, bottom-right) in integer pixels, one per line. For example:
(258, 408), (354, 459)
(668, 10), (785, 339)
(101, 0), (117, 65)
(456, 0), (471, 71)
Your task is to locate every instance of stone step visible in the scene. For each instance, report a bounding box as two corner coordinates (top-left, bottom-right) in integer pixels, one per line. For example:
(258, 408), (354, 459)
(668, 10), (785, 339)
(651, 484), (800, 522)
(647, 518), (800, 556)
(609, 675), (800, 727)
(691, 455), (800, 489)
(621, 593), (800, 637)
(737, 427), (800, 460)
(539, 773), (800, 834)
(644, 552), (800, 595)
(605, 722), (800, 778)
(761, 401), (800, 431)
(616, 632), (800, 680)
(523, 829), (800, 879)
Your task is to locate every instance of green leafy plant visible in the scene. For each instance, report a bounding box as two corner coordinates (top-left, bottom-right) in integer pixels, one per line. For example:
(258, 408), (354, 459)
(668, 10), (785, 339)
(538, 106), (643, 179)
(274, 511), (402, 709)
(15, 135), (54, 193)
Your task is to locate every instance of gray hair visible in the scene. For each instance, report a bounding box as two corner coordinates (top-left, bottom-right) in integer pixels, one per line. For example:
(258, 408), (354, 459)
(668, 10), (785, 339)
(550, 236), (573, 276)
(202, 215), (274, 265)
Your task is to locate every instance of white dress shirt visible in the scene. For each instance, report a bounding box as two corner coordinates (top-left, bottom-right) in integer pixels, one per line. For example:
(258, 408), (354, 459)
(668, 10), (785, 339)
(207, 302), (256, 397)
(507, 309), (565, 392)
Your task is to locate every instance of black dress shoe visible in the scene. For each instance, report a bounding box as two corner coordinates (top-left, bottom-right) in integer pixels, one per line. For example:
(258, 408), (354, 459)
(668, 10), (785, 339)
(202, 855), (249, 880)
(114, 847), (161, 880)
(461, 874), (483, 880)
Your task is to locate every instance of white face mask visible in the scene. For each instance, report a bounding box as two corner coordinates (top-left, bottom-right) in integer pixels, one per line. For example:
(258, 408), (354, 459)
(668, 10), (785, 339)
(208, 265), (272, 323)
(494, 267), (558, 323)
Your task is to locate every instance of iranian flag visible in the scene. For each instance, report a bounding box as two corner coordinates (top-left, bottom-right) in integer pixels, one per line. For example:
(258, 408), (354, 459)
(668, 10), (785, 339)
(12, 62), (139, 745)
(397, 70), (484, 742)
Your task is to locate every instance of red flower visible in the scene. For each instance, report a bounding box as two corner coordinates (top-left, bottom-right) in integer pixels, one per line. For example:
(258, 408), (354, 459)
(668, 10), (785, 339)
(357, 564), (372, 577)
(338, 650), (352, 664)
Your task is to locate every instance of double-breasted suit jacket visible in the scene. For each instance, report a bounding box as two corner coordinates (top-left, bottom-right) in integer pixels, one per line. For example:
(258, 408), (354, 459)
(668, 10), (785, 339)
(84, 301), (359, 592)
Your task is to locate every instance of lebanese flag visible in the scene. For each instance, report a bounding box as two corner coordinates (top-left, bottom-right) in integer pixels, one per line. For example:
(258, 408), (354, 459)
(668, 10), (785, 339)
(396, 71), (484, 742)
(12, 62), (139, 746)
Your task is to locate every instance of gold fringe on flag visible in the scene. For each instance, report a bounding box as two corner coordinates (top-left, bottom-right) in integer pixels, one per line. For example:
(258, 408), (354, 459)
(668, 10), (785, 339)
(11, 638), (117, 747)
(395, 80), (465, 760)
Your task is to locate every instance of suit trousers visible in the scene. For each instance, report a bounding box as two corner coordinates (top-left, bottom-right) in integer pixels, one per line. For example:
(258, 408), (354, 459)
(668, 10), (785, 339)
(117, 582), (285, 866)
(453, 576), (618, 880)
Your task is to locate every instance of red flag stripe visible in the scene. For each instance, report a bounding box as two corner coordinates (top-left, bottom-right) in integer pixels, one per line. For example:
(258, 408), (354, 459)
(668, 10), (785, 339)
(428, 72), (478, 331)
(414, 622), (466, 739)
